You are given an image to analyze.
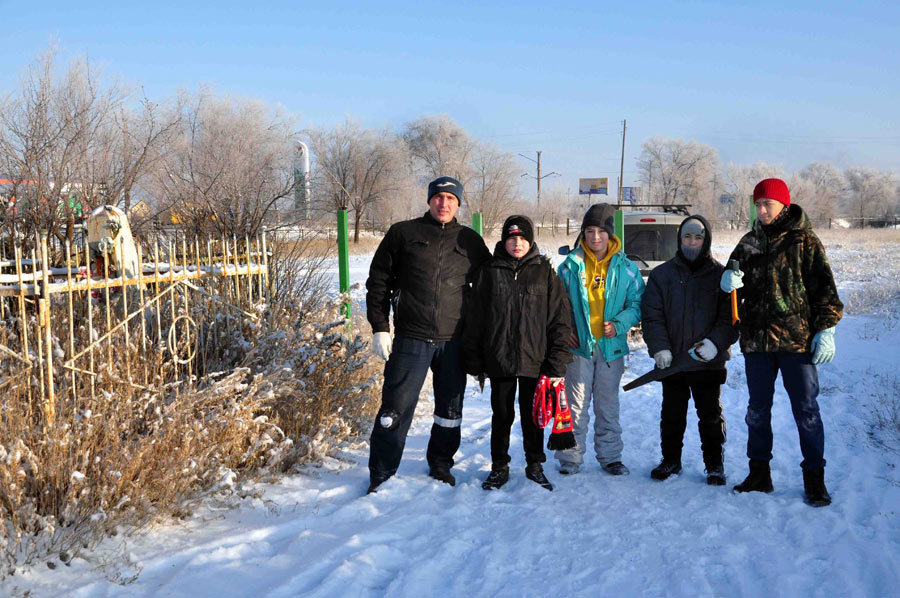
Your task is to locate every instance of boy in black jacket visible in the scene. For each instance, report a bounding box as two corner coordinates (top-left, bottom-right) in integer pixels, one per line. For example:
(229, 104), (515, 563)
(640, 215), (739, 485)
(463, 215), (573, 491)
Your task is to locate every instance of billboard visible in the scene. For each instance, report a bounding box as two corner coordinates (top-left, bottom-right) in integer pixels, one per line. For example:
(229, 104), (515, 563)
(621, 186), (642, 204)
(579, 178), (609, 195)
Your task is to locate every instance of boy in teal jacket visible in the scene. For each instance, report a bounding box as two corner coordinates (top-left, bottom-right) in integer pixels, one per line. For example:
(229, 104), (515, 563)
(556, 203), (645, 475)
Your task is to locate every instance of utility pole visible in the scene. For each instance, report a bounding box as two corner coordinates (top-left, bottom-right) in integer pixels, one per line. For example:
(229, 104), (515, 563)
(519, 150), (559, 215)
(618, 119), (627, 207)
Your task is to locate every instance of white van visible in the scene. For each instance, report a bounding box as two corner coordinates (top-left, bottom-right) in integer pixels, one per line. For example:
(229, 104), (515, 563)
(560, 205), (689, 281)
(621, 210), (687, 281)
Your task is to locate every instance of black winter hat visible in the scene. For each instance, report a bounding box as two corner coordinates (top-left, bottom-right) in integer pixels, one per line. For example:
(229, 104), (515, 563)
(427, 176), (463, 204)
(501, 215), (534, 244)
(581, 203), (616, 236)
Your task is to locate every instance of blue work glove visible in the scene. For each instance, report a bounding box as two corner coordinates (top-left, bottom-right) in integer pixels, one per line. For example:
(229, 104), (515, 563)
(720, 269), (744, 292)
(810, 327), (836, 364)
(688, 338), (718, 362)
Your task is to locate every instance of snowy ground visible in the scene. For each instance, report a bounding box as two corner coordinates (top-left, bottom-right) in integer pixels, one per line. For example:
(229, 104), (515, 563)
(5, 244), (900, 598)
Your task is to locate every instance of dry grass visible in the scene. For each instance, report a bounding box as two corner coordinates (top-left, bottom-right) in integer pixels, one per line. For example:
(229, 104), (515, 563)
(0, 247), (381, 576)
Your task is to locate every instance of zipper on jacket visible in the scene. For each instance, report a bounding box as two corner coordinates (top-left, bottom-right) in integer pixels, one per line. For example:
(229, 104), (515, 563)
(763, 236), (770, 352)
(514, 261), (521, 374)
(433, 222), (444, 339)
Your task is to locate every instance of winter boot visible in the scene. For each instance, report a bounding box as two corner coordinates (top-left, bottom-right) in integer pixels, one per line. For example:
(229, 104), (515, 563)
(802, 468), (832, 507)
(733, 459), (774, 493)
(650, 459), (682, 481)
(705, 464), (726, 486)
(367, 474), (390, 495)
(525, 463), (553, 491)
(603, 461), (630, 476)
(428, 467), (456, 487)
(482, 467), (510, 490)
(558, 462), (581, 475)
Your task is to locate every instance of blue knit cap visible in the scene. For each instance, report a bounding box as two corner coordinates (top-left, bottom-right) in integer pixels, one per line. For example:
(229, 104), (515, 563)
(427, 176), (463, 204)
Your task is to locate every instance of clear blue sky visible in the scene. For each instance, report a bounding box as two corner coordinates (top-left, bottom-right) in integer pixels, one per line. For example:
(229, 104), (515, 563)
(2, 0), (898, 196)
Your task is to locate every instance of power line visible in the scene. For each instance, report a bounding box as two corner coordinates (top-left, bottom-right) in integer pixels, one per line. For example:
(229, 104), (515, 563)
(482, 123), (623, 139)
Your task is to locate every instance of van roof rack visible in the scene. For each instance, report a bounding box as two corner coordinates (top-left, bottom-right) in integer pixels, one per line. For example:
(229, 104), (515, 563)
(618, 204), (691, 216)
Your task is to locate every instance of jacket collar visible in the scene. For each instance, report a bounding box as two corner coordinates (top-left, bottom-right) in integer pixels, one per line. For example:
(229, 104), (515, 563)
(491, 240), (541, 268)
(421, 211), (459, 228)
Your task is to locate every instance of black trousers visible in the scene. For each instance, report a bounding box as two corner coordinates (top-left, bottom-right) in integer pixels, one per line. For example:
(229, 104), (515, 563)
(659, 369), (727, 467)
(490, 376), (545, 469)
(369, 337), (466, 480)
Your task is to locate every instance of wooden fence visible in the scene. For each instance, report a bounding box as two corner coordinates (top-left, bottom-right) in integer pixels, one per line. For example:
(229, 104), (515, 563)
(0, 230), (269, 426)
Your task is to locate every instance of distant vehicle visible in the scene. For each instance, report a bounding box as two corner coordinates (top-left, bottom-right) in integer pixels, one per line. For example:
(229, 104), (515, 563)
(559, 204), (690, 281)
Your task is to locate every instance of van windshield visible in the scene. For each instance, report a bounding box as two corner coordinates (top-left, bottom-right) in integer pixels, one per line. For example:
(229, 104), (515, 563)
(624, 224), (680, 264)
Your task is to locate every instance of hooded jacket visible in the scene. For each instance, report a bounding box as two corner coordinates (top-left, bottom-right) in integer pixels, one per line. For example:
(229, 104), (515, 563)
(366, 212), (491, 341)
(641, 215), (739, 371)
(558, 237), (645, 362)
(462, 240), (573, 379)
(727, 204), (843, 353)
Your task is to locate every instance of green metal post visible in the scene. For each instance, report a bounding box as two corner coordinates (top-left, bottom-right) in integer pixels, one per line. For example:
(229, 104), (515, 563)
(614, 209), (625, 252)
(337, 209), (351, 320)
(472, 212), (483, 236)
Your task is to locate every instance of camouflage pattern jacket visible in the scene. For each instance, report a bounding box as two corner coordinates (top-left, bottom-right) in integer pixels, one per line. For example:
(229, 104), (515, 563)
(728, 204), (843, 354)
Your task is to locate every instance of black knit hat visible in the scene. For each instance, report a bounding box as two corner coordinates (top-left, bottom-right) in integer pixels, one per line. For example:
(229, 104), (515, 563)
(427, 176), (463, 204)
(501, 215), (534, 244)
(581, 203), (615, 236)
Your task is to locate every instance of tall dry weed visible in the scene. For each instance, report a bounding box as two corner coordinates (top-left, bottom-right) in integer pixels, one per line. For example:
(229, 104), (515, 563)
(0, 239), (381, 576)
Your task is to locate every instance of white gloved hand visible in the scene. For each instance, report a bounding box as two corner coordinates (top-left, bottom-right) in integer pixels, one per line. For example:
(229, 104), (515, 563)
(720, 269), (744, 292)
(689, 338), (718, 362)
(372, 332), (392, 361)
(654, 350), (672, 369)
(547, 377), (564, 388)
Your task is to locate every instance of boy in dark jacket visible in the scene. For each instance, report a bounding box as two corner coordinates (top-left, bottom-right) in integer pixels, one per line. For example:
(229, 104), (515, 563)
(721, 178), (842, 507)
(463, 215), (573, 491)
(641, 215), (739, 485)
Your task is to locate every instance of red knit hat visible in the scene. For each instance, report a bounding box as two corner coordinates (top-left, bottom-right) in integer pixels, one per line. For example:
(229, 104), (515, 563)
(753, 178), (790, 206)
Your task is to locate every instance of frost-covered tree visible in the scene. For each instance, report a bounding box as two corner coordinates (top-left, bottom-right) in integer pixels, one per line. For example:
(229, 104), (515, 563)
(637, 137), (720, 215)
(798, 162), (845, 220)
(723, 162), (785, 225)
(309, 120), (407, 242)
(844, 168), (899, 225)
(152, 90), (296, 237)
(401, 115), (475, 183)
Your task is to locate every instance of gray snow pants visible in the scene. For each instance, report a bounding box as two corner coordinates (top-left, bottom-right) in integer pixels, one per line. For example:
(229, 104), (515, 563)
(556, 351), (625, 467)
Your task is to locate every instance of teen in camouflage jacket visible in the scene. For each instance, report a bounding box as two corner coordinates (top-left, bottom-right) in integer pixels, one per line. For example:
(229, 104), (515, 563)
(727, 204), (842, 354)
(723, 178), (841, 508)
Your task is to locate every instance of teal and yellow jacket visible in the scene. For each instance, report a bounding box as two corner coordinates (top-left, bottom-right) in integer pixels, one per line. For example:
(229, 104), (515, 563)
(558, 240), (645, 362)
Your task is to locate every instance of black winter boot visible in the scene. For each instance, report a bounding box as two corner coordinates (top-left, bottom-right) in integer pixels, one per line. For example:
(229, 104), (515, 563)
(803, 468), (831, 507)
(733, 459), (774, 493)
(705, 464), (726, 486)
(525, 463), (553, 491)
(650, 459), (682, 481)
(482, 466), (510, 490)
(428, 467), (456, 487)
(367, 474), (390, 494)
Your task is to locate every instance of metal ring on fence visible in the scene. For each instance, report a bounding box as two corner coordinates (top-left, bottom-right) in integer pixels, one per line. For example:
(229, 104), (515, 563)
(167, 315), (197, 365)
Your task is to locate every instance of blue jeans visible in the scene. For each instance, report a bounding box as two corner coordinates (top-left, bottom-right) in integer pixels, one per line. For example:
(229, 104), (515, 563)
(743, 352), (825, 470)
(368, 336), (466, 480)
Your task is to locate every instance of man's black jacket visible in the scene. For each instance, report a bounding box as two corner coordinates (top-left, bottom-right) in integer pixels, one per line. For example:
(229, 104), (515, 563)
(641, 215), (738, 372)
(462, 242), (573, 379)
(366, 212), (490, 341)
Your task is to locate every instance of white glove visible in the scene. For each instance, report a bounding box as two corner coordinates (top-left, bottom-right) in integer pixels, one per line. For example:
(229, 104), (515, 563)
(547, 377), (564, 388)
(653, 350), (672, 369)
(689, 338), (717, 362)
(720, 269), (744, 292)
(372, 332), (392, 361)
